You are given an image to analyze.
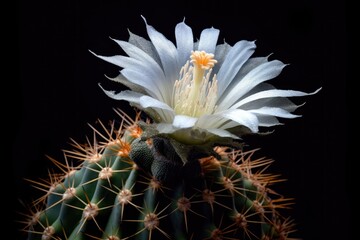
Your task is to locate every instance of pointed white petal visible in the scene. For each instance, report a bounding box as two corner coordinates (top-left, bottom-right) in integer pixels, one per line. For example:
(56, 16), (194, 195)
(175, 21), (194, 66)
(212, 42), (232, 73)
(91, 49), (169, 102)
(256, 115), (282, 127)
(215, 109), (259, 132)
(139, 95), (174, 112)
(197, 109), (259, 133)
(139, 95), (175, 122)
(217, 60), (287, 110)
(206, 128), (240, 139)
(236, 56), (270, 80)
(89, 50), (140, 69)
(128, 30), (162, 66)
(105, 74), (147, 95)
(111, 39), (165, 80)
(217, 40), (256, 97)
(197, 27), (220, 54)
(143, 17), (179, 103)
(120, 68), (164, 101)
(172, 115), (197, 128)
(99, 86), (142, 103)
(230, 88), (320, 109)
(249, 107), (300, 118)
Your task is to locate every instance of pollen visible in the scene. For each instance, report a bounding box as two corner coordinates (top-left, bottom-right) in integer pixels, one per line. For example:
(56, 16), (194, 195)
(190, 50), (217, 70)
(173, 50), (218, 118)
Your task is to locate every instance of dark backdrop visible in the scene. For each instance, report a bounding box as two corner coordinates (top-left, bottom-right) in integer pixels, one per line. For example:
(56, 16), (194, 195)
(15, 1), (349, 239)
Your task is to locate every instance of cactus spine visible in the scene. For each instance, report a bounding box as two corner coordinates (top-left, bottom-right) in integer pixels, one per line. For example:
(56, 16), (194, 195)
(19, 109), (296, 240)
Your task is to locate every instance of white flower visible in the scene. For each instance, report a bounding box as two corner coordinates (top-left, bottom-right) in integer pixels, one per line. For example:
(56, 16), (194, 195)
(91, 16), (321, 145)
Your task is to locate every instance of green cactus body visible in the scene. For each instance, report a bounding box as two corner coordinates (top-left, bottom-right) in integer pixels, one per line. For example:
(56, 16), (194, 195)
(20, 110), (296, 240)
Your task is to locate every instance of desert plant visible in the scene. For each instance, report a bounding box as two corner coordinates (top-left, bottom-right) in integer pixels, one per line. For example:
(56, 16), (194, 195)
(18, 16), (320, 240)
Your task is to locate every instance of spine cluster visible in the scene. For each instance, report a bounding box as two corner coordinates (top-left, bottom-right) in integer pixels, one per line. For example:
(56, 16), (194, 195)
(19, 109), (297, 240)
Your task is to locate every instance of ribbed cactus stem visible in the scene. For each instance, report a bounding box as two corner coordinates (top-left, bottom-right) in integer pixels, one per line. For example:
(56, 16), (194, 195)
(19, 111), (297, 240)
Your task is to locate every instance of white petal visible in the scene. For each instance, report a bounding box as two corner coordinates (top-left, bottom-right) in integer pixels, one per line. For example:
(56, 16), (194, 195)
(212, 42), (232, 73)
(120, 68), (164, 101)
(217, 40), (256, 97)
(99, 87), (142, 103)
(91, 51), (163, 99)
(172, 115), (197, 128)
(139, 95), (175, 123)
(230, 88), (318, 109)
(128, 30), (162, 66)
(249, 107), (300, 118)
(143, 17), (179, 103)
(206, 128), (240, 139)
(256, 115), (282, 127)
(111, 39), (165, 80)
(175, 20), (194, 66)
(89, 50), (139, 69)
(197, 109), (259, 133)
(236, 56), (270, 80)
(217, 60), (287, 111)
(105, 74), (147, 95)
(215, 109), (259, 132)
(197, 27), (220, 54)
(139, 95), (174, 112)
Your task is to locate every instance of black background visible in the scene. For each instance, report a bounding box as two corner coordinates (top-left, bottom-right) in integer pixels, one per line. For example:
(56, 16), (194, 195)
(15, 0), (349, 239)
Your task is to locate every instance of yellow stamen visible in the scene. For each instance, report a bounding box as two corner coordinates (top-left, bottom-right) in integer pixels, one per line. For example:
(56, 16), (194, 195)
(173, 51), (218, 117)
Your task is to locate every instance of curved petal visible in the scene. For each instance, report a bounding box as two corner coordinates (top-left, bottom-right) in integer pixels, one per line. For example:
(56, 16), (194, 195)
(218, 56), (270, 102)
(89, 50), (139, 69)
(90, 51), (164, 99)
(175, 20), (194, 66)
(206, 128), (240, 139)
(120, 69), (164, 101)
(128, 30), (162, 66)
(217, 40), (256, 97)
(143, 17), (179, 103)
(139, 95), (174, 112)
(197, 109), (259, 133)
(248, 107), (300, 118)
(99, 87), (142, 103)
(256, 115), (282, 127)
(212, 42), (232, 73)
(197, 27), (220, 54)
(217, 60), (287, 111)
(230, 88), (320, 109)
(111, 39), (165, 80)
(172, 115), (197, 128)
(139, 95), (175, 123)
(105, 73), (147, 95)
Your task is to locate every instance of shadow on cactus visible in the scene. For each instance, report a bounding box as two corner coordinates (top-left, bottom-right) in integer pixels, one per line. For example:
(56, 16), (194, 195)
(18, 16), (321, 239)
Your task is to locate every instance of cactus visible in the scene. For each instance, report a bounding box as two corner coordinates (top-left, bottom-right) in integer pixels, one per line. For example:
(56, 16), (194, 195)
(19, 17), (321, 239)
(20, 109), (296, 240)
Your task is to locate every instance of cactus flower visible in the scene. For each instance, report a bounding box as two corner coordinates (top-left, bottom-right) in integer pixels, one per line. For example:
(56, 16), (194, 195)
(92, 16), (320, 145)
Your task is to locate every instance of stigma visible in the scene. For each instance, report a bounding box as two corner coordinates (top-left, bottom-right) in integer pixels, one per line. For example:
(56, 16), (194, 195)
(173, 50), (218, 118)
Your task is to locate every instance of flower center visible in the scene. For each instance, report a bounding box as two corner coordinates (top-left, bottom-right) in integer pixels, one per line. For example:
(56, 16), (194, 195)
(173, 50), (218, 118)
